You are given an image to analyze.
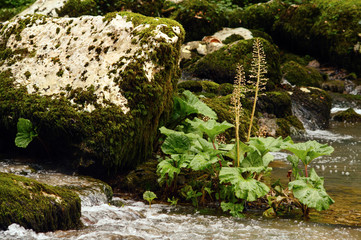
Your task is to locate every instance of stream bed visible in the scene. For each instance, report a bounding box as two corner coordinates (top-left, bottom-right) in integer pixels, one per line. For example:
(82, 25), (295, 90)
(1, 120), (361, 239)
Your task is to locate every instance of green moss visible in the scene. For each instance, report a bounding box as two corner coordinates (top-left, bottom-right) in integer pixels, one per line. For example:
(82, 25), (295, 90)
(178, 81), (203, 93)
(280, 51), (313, 65)
(0, 0), (36, 22)
(257, 91), (292, 118)
(239, 0), (286, 32)
(333, 108), (361, 123)
(222, 34), (244, 44)
(282, 61), (323, 87)
(218, 83), (234, 96)
(0, 172), (81, 232)
(188, 37), (281, 87)
(56, 0), (98, 17)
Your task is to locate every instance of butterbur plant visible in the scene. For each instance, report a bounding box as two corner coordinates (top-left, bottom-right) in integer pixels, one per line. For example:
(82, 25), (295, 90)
(247, 38), (268, 142)
(15, 118), (38, 148)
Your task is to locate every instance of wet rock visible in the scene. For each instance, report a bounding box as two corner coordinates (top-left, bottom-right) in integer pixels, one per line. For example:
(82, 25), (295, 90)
(333, 108), (361, 123)
(0, 13), (184, 175)
(0, 172), (81, 232)
(321, 80), (345, 93)
(257, 91), (292, 118)
(290, 87), (332, 130)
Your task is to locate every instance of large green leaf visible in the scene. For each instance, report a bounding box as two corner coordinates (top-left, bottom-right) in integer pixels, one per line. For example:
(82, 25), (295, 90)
(161, 133), (192, 155)
(171, 90), (217, 122)
(248, 136), (292, 156)
(157, 154), (190, 184)
(241, 150), (274, 168)
(189, 152), (219, 171)
(219, 167), (270, 201)
(225, 141), (250, 163)
(221, 201), (244, 218)
(285, 140), (334, 166)
(186, 118), (233, 141)
(289, 168), (334, 211)
(15, 118), (38, 148)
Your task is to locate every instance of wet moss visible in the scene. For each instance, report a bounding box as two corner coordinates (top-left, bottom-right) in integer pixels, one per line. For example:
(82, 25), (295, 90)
(333, 108), (361, 123)
(282, 61), (323, 87)
(321, 80), (344, 93)
(0, 172), (81, 232)
(187, 38), (281, 88)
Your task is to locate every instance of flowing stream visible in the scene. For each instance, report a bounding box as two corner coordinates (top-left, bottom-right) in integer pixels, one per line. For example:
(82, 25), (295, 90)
(1, 110), (361, 239)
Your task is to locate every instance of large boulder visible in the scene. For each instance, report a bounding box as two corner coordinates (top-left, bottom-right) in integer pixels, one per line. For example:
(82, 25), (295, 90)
(0, 172), (81, 232)
(281, 61), (324, 87)
(0, 12), (184, 175)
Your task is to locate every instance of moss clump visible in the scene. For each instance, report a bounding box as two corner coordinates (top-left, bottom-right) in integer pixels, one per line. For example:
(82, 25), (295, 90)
(280, 51), (313, 65)
(0, 13), (185, 176)
(333, 108), (361, 123)
(257, 91), (292, 118)
(188, 38), (281, 87)
(239, 0), (286, 32)
(282, 61), (323, 87)
(0, 172), (81, 232)
(218, 83), (234, 96)
(0, 0), (36, 22)
(222, 34), (244, 44)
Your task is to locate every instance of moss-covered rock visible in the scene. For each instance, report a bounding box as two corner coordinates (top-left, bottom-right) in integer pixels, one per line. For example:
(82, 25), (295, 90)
(282, 61), (324, 87)
(0, 172), (81, 232)
(257, 91), (292, 118)
(0, 13), (184, 175)
(321, 80), (345, 93)
(239, 0), (286, 32)
(280, 51), (313, 65)
(187, 37), (281, 87)
(290, 87), (332, 130)
(276, 115), (305, 137)
(333, 108), (361, 123)
(0, 0), (36, 22)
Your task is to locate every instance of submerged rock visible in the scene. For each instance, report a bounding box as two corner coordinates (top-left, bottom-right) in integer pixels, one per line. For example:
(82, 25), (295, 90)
(0, 172), (81, 232)
(333, 108), (361, 123)
(0, 12), (184, 175)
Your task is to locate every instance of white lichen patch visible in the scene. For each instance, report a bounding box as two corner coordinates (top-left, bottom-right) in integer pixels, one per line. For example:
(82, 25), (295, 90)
(0, 14), (181, 114)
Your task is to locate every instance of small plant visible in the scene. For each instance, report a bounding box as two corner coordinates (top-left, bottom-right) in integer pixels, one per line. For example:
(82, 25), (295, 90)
(15, 118), (38, 148)
(143, 191), (157, 208)
(167, 196), (179, 206)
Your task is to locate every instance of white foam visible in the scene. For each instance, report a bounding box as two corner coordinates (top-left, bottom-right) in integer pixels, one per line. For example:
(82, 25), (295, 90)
(331, 107), (361, 115)
(305, 129), (353, 141)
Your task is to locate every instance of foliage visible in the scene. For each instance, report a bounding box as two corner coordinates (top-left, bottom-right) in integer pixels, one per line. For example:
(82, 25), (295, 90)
(0, 0), (36, 21)
(15, 118), (38, 148)
(143, 191), (157, 208)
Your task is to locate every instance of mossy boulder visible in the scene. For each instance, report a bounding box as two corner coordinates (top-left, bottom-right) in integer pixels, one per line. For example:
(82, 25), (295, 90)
(170, 0), (242, 42)
(290, 87), (332, 130)
(257, 91), (292, 118)
(333, 108), (361, 123)
(0, 13), (184, 175)
(187, 37), (281, 88)
(177, 80), (223, 96)
(273, 0), (361, 75)
(239, 0), (286, 32)
(0, 172), (81, 232)
(282, 61), (324, 87)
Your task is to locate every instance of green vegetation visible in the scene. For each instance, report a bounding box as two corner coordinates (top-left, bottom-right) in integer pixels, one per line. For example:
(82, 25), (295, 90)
(0, 0), (36, 21)
(333, 108), (361, 123)
(15, 118), (37, 148)
(143, 191), (157, 208)
(0, 172), (81, 232)
(282, 61), (324, 87)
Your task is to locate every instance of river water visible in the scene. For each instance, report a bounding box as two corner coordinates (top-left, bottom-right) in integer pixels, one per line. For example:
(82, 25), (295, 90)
(1, 111), (361, 239)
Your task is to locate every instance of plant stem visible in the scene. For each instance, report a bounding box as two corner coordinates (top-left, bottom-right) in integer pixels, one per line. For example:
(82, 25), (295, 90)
(305, 164), (308, 178)
(235, 107), (240, 167)
(212, 140), (222, 167)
